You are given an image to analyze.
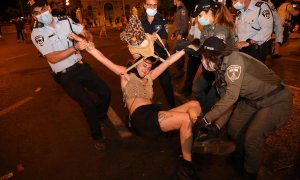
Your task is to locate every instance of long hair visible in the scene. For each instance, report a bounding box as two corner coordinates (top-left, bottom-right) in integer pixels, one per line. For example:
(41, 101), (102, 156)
(202, 49), (232, 69)
(209, 2), (235, 34)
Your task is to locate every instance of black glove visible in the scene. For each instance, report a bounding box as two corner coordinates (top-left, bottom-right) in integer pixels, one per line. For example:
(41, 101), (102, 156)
(192, 116), (211, 137)
(190, 38), (200, 47)
(184, 46), (201, 57)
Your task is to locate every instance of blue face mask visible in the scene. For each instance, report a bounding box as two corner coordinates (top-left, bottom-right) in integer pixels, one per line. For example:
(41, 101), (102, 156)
(36, 11), (53, 26)
(233, 1), (244, 10)
(146, 8), (157, 16)
(198, 16), (210, 26)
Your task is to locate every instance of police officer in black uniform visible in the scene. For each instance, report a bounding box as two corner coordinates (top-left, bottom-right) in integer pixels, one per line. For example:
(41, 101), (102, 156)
(141, 0), (176, 108)
(30, 0), (111, 150)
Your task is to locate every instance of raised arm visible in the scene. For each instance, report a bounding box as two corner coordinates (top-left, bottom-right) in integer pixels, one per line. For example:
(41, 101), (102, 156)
(149, 49), (186, 80)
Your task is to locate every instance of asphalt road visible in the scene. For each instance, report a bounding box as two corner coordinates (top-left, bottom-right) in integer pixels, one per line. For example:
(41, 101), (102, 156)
(0, 28), (299, 180)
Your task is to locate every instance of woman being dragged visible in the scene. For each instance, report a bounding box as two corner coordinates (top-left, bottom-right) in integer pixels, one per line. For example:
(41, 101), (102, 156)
(70, 33), (202, 179)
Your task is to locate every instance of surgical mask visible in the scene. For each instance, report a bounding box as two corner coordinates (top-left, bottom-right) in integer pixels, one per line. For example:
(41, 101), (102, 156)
(233, 1), (244, 10)
(146, 8), (157, 16)
(36, 11), (53, 26)
(202, 59), (216, 71)
(198, 16), (210, 26)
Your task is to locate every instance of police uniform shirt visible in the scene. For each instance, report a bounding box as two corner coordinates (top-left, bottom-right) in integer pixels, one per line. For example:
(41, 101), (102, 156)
(141, 13), (168, 56)
(200, 24), (236, 51)
(235, 0), (273, 45)
(205, 51), (282, 122)
(31, 17), (83, 73)
(262, 0), (283, 43)
(173, 5), (189, 37)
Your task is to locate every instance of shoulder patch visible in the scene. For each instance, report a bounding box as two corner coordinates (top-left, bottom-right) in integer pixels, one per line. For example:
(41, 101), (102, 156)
(255, 2), (264, 7)
(35, 35), (44, 46)
(226, 65), (241, 82)
(262, 10), (271, 19)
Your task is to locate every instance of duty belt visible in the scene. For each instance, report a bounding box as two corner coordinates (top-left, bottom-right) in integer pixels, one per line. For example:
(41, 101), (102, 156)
(242, 84), (285, 108)
(56, 60), (84, 75)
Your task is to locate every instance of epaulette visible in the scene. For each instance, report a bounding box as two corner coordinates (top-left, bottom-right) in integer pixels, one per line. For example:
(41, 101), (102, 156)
(57, 15), (68, 21)
(255, 2), (264, 7)
(33, 20), (44, 28)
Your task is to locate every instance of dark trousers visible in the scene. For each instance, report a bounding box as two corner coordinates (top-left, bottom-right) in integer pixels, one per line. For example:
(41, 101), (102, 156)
(182, 55), (202, 93)
(228, 89), (292, 173)
(56, 63), (111, 140)
(153, 59), (175, 108)
(158, 68), (175, 108)
(192, 68), (219, 114)
(240, 40), (272, 63)
(16, 29), (24, 41)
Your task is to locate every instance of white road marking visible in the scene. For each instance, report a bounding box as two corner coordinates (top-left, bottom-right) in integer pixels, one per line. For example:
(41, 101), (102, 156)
(0, 97), (33, 117)
(6, 53), (29, 61)
(107, 106), (132, 138)
(287, 85), (300, 91)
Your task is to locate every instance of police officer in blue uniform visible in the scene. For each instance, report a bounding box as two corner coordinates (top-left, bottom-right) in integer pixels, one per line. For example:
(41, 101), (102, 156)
(234, 0), (274, 62)
(30, 0), (111, 150)
(141, 0), (176, 108)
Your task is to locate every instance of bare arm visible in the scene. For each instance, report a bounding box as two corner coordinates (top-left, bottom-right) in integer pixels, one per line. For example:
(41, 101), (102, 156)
(149, 50), (186, 80)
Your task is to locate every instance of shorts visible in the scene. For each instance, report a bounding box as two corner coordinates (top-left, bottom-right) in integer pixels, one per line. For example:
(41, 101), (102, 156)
(130, 104), (162, 137)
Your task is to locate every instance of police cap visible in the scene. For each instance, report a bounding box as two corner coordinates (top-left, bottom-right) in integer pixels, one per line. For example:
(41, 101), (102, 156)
(201, 36), (225, 52)
(192, 0), (218, 18)
(28, 0), (48, 13)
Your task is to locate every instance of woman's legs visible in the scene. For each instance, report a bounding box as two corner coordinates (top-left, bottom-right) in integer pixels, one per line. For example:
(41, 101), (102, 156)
(158, 100), (202, 161)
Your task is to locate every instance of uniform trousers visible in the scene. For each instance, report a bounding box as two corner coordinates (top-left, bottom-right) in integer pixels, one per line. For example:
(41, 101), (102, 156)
(55, 63), (111, 140)
(182, 55), (202, 93)
(240, 40), (272, 63)
(192, 68), (219, 114)
(227, 88), (292, 173)
(153, 59), (175, 108)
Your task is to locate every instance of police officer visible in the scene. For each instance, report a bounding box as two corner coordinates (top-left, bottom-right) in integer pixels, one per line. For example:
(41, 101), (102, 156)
(234, 0), (274, 63)
(141, 0), (176, 108)
(30, 0), (111, 150)
(191, 37), (292, 179)
(171, 0), (189, 79)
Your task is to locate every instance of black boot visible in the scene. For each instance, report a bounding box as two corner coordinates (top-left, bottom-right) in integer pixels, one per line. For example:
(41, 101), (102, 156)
(177, 159), (199, 180)
(194, 123), (220, 142)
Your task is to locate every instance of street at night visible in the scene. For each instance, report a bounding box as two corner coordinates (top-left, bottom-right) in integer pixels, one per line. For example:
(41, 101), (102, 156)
(0, 27), (300, 179)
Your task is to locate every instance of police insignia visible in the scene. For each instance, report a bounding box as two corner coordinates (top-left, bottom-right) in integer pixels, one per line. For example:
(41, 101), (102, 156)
(262, 10), (270, 19)
(35, 35), (44, 46)
(155, 25), (162, 31)
(227, 65), (241, 82)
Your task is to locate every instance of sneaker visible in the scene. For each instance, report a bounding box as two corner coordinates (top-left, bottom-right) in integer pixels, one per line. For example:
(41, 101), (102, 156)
(177, 159), (199, 180)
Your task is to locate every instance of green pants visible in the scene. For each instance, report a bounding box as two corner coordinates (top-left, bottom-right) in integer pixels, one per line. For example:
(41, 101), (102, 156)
(227, 88), (292, 173)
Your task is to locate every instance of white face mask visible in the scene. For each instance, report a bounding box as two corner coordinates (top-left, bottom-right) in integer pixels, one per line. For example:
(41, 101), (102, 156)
(36, 11), (53, 26)
(146, 8), (157, 16)
(233, 1), (244, 10)
(202, 58), (216, 71)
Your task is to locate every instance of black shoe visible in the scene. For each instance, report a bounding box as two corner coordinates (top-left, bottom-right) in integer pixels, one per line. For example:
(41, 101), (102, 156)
(100, 115), (115, 129)
(272, 54), (281, 59)
(194, 123), (219, 142)
(177, 159), (199, 180)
